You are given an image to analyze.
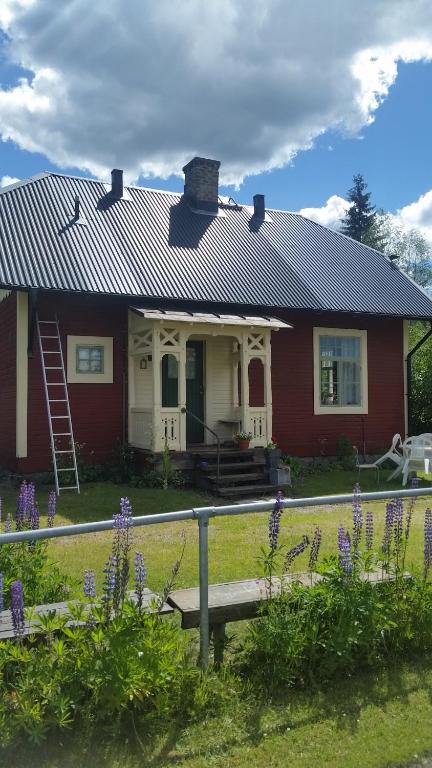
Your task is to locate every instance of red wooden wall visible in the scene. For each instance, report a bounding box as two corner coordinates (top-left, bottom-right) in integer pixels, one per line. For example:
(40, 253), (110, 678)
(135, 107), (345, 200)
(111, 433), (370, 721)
(17, 293), (127, 474)
(270, 312), (404, 457)
(0, 291), (405, 472)
(0, 293), (16, 467)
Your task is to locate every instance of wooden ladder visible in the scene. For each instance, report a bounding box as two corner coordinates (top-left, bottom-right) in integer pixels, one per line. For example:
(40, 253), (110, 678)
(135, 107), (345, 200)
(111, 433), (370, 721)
(36, 315), (80, 495)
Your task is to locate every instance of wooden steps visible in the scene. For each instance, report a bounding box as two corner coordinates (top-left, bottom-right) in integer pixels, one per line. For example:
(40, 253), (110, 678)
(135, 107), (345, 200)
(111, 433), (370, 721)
(193, 446), (284, 498)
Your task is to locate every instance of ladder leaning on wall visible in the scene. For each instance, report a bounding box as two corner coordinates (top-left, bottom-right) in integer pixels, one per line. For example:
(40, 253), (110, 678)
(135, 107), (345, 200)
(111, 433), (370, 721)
(36, 315), (80, 495)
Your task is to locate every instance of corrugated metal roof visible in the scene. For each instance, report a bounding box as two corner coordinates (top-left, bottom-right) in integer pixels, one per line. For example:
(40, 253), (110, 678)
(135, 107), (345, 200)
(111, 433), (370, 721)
(0, 172), (431, 319)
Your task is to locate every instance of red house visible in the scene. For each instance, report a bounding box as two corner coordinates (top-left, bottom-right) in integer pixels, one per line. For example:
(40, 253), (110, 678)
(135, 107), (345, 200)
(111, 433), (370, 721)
(0, 156), (431, 492)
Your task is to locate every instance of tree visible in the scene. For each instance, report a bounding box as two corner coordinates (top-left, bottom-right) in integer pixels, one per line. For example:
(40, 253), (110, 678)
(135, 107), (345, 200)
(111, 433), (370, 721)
(379, 214), (432, 290)
(341, 174), (379, 246)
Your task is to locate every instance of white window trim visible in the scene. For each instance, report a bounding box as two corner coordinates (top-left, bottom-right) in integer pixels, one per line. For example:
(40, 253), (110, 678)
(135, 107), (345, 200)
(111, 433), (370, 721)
(313, 327), (368, 415)
(67, 336), (113, 384)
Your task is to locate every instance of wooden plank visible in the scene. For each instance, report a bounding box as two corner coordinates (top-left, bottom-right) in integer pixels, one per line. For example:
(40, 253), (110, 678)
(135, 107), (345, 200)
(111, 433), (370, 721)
(0, 589), (173, 641)
(168, 570), (408, 630)
(168, 574), (321, 629)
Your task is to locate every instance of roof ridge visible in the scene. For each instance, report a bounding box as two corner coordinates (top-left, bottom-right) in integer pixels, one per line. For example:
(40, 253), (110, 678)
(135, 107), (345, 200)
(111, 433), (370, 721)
(0, 172), (50, 196)
(40, 170), (183, 198)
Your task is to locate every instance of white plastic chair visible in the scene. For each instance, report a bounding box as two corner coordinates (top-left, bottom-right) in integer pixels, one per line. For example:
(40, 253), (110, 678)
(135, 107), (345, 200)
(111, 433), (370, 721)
(373, 433), (404, 481)
(353, 445), (380, 485)
(401, 435), (432, 486)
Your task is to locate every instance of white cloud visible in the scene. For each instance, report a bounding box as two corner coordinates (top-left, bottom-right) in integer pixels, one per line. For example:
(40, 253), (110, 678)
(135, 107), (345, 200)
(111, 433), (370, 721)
(299, 195), (349, 231)
(0, 1), (432, 184)
(0, 175), (20, 187)
(397, 190), (432, 240)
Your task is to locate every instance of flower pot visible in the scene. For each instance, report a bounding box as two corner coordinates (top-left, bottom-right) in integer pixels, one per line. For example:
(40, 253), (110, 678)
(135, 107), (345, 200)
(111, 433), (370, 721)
(265, 448), (282, 469)
(238, 439), (251, 450)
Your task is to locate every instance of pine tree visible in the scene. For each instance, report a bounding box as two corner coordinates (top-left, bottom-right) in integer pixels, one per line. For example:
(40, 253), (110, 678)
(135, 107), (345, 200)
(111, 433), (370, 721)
(341, 174), (378, 245)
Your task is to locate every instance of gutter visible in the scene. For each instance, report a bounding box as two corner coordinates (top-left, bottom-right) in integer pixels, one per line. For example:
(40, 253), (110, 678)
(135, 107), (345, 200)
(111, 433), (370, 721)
(407, 320), (432, 434)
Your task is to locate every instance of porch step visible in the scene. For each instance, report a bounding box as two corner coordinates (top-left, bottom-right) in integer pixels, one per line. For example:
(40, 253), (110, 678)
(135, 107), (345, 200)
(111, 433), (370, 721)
(200, 460), (265, 472)
(207, 472), (264, 483)
(217, 483), (281, 498)
(193, 449), (256, 460)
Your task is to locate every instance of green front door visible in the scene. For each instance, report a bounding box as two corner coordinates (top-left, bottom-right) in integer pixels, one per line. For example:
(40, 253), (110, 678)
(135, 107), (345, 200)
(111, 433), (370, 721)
(186, 341), (204, 444)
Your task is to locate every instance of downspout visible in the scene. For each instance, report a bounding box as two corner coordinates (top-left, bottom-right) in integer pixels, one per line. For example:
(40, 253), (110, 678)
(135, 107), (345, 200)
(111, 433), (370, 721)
(407, 320), (432, 435)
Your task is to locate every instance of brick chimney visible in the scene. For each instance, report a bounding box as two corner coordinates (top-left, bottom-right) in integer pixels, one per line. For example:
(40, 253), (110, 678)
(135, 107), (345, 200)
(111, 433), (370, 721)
(182, 156), (220, 213)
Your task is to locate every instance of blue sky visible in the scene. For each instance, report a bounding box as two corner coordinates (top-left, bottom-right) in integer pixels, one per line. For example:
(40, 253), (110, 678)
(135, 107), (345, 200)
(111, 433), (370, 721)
(1, 1), (432, 235)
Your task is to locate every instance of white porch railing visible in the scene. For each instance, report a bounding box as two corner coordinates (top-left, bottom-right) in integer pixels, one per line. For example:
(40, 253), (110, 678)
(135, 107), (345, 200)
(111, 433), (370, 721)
(160, 408), (181, 450)
(248, 408), (267, 447)
(130, 408), (153, 450)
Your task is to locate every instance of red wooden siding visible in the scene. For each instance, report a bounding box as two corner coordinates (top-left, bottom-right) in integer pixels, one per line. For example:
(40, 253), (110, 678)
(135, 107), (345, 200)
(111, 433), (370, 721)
(0, 293), (16, 467)
(1, 291), (405, 473)
(270, 313), (404, 457)
(17, 293), (127, 474)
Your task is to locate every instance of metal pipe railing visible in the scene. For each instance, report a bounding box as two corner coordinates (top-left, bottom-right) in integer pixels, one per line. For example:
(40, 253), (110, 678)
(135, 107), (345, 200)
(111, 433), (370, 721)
(1, 486), (432, 667)
(181, 406), (221, 486)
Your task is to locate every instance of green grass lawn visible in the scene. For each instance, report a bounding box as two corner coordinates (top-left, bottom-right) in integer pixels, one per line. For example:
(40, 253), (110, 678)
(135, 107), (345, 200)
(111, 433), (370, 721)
(1, 468), (431, 596)
(9, 657), (432, 768)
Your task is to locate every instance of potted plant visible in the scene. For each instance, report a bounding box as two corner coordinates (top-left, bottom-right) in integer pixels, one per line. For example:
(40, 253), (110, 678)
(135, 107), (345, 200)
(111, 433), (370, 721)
(234, 430), (253, 450)
(265, 438), (282, 468)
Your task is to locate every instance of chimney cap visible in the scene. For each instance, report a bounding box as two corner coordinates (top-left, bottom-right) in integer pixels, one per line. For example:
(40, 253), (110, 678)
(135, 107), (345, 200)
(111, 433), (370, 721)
(182, 156), (221, 174)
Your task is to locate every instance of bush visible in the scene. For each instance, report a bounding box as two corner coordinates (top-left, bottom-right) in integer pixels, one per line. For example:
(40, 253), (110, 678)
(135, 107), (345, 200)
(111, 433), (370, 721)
(239, 488), (432, 690)
(0, 481), (72, 608)
(0, 601), (208, 746)
(336, 434), (355, 470)
(239, 570), (432, 689)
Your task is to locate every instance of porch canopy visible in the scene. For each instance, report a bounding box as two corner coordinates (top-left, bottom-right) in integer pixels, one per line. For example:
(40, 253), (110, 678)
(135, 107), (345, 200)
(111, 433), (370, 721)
(128, 307), (292, 452)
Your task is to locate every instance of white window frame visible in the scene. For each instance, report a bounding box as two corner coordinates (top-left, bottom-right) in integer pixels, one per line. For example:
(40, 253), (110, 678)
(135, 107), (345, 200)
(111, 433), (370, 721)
(313, 327), (368, 415)
(67, 335), (113, 384)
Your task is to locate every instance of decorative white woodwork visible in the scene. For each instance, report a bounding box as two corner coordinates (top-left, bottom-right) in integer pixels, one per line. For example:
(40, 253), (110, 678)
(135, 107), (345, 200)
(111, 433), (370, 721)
(160, 409), (181, 450)
(248, 408), (267, 446)
(128, 311), (278, 452)
(129, 408), (153, 449)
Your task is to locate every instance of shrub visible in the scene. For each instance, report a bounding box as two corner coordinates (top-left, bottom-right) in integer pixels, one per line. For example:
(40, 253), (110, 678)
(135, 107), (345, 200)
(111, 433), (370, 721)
(239, 486), (432, 690)
(0, 482), (72, 608)
(0, 495), (214, 747)
(336, 434), (355, 469)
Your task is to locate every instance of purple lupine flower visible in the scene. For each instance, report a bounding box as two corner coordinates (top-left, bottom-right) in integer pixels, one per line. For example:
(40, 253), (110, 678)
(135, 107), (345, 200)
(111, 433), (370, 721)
(393, 497), (404, 557)
(10, 580), (25, 639)
(284, 534), (310, 571)
(30, 502), (40, 531)
(102, 554), (117, 620)
(4, 514), (11, 533)
(0, 573), (3, 618)
(135, 552), (147, 610)
(411, 476), (420, 489)
(83, 569), (96, 599)
(424, 508), (432, 579)
(47, 490), (57, 528)
(268, 491), (284, 551)
(365, 510), (374, 551)
(338, 526), (353, 576)
(382, 501), (395, 557)
(26, 483), (35, 522)
(308, 526), (322, 571)
(15, 481), (27, 531)
(352, 483), (363, 552)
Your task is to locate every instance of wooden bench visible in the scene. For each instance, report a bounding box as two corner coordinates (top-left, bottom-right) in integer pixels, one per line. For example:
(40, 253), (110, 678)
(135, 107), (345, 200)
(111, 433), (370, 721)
(168, 573), (322, 665)
(0, 588), (173, 641)
(168, 569), (409, 665)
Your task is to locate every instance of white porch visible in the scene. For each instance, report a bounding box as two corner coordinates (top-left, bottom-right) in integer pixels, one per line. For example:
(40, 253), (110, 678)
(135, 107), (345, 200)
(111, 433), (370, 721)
(128, 309), (290, 453)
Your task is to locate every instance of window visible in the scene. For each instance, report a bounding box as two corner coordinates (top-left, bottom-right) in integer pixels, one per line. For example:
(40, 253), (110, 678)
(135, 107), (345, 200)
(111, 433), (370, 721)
(313, 328), (368, 414)
(76, 345), (104, 374)
(162, 353), (178, 407)
(67, 336), (113, 383)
